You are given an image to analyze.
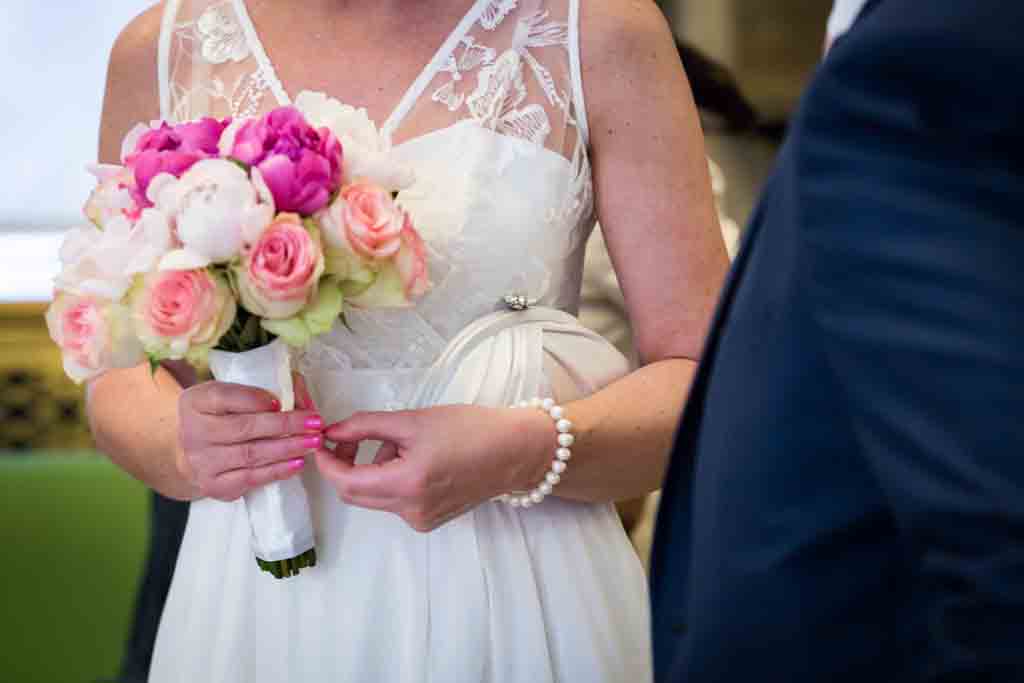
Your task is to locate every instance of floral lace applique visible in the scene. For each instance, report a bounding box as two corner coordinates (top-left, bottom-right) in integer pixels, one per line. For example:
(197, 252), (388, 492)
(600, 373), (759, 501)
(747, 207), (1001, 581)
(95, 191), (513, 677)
(432, 37), (498, 112)
(196, 2), (249, 64)
(429, 10), (571, 150)
(467, 51), (551, 146)
(168, 0), (274, 121)
(480, 0), (519, 31)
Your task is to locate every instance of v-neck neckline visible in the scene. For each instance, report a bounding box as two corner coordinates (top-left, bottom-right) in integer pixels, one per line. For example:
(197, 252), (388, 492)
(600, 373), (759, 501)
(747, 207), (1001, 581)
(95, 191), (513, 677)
(231, 0), (490, 136)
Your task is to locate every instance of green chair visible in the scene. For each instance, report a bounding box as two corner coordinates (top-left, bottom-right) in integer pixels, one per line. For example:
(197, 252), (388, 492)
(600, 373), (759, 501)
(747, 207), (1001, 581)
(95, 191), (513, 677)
(0, 454), (149, 682)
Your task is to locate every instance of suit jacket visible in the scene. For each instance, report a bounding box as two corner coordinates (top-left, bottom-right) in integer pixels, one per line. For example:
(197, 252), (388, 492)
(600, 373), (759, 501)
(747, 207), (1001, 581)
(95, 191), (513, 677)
(650, 2), (1024, 681)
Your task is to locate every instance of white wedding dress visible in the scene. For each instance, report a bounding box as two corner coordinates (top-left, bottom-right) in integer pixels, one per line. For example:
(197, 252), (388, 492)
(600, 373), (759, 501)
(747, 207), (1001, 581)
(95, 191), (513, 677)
(149, 1), (653, 681)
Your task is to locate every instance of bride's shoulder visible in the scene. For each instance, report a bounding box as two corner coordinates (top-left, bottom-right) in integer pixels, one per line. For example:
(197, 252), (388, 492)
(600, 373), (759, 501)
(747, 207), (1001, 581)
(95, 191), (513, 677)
(99, 3), (165, 163)
(578, 1), (677, 90)
(110, 2), (165, 67)
(578, 0), (673, 58)
(577, 1), (681, 131)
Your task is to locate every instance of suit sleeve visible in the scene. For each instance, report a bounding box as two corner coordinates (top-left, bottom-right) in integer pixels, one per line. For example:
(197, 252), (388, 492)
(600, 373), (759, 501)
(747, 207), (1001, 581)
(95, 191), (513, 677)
(799, 4), (1024, 680)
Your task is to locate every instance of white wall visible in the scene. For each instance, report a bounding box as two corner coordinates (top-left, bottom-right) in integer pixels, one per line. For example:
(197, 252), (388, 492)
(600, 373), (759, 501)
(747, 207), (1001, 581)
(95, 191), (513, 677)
(1, 2), (153, 300)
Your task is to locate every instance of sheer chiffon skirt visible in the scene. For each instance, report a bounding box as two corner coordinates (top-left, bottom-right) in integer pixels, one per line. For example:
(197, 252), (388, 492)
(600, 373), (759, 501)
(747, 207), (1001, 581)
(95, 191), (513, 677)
(149, 310), (653, 682)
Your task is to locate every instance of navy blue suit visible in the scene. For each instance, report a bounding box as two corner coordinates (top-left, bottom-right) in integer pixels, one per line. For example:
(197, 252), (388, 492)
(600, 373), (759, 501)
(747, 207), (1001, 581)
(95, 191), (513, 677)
(650, 2), (1024, 681)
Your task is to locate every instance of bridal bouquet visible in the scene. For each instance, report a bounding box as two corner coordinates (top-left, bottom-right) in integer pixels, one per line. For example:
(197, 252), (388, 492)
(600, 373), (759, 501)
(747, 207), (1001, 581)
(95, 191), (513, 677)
(46, 92), (429, 578)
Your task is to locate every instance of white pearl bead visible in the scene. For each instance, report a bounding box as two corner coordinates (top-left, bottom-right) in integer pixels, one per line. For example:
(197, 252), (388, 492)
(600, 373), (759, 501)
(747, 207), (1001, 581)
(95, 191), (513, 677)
(539, 482), (553, 495)
(546, 472), (561, 485)
(508, 497), (521, 507)
(552, 460), (567, 474)
(520, 496), (534, 508)
(557, 433), (575, 448)
(530, 397), (543, 408)
(549, 406), (565, 420)
(530, 491), (545, 504)
(556, 448), (572, 461)
(556, 419), (573, 433)
(542, 398), (555, 411)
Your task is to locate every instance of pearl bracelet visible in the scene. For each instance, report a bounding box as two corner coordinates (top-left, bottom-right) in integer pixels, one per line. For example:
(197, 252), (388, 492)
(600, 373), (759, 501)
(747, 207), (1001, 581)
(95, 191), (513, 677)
(498, 397), (574, 508)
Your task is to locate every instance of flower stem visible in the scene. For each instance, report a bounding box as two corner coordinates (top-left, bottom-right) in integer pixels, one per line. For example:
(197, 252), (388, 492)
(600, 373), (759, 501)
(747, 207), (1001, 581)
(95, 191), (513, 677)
(256, 548), (317, 579)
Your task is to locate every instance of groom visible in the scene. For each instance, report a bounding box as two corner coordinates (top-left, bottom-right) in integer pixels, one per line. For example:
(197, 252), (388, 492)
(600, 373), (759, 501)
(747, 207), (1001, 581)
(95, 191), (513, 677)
(651, 1), (1024, 681)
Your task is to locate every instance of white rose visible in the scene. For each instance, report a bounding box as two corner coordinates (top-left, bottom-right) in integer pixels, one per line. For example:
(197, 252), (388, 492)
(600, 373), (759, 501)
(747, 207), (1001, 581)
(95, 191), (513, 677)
(152, 158), (275, 270)
(55, 209), (173, 300)
(294, 90), (416, 191)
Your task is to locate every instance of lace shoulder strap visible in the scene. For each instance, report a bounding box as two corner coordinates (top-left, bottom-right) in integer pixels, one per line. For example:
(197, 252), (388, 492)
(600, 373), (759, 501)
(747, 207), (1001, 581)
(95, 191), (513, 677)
(391, 0), (590, 160)
(158, 0), (282, 122)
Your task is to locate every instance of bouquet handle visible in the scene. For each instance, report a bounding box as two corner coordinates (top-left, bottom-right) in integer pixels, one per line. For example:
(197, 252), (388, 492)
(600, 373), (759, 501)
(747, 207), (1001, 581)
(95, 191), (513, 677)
(207, 339), (317, 578)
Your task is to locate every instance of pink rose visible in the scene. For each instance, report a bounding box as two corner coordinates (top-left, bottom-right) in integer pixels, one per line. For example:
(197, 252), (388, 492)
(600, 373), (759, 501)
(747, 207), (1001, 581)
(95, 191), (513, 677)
(45, 293), (143, 384)
(235, 213), (324, 319)
(224, 107), (342, 215)
(330, 182), (405, 260)
(134, 269), (236, 362)
(341, 211), (432, 309)
(395, 215), (430, 299)
(125, 118), (230, 206)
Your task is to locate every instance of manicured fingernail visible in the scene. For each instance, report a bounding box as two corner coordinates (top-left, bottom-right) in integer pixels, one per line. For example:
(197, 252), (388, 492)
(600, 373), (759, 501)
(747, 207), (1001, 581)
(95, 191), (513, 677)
(305, 415), (324, 431)
(289, 458), (306, 471)
(270, 399), (281, 411)
(303, 435), (322, 449)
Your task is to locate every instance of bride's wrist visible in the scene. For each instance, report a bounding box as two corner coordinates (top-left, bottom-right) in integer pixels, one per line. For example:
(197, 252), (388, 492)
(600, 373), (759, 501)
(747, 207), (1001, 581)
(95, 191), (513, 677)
(504, 406), (560, 494)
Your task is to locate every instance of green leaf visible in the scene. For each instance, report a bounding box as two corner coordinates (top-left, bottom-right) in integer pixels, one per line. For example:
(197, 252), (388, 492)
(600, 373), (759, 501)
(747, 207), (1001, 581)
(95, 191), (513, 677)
(260, 279), (345, 347)
(304, 280), (344, 337)
(345, 263), (409, 308)
(260, 316), (312, 347)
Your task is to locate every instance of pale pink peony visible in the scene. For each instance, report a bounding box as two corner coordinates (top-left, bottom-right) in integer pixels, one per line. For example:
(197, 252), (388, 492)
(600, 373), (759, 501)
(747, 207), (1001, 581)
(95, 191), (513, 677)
(150, 158), (275, 270)
(235, 213), (324, 319)
(83, 164), (141, 227)
(133, 268), (236, 362)
(45, 292), (144, 383)
(56, 209), (173, 301)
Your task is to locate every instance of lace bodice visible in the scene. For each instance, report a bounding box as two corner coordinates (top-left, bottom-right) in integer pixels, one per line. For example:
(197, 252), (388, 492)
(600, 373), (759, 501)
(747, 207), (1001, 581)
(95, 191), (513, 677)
(159, 0), (595, 370)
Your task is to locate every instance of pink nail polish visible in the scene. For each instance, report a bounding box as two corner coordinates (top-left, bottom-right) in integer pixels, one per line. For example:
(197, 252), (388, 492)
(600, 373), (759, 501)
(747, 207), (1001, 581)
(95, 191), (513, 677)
(289, 458), (306, 471)
(303, 435), (322, 449)
(305, 415), (324, 431)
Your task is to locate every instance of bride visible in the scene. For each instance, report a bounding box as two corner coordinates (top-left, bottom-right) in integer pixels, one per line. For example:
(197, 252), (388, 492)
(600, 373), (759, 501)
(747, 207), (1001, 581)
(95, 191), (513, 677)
(89, 0), (728, 680)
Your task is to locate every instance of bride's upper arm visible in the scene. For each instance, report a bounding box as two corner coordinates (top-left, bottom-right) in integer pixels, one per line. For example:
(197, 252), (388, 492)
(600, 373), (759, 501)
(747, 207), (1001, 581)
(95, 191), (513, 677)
(98, 3), (164, 165)
(580, 0), (729, 365)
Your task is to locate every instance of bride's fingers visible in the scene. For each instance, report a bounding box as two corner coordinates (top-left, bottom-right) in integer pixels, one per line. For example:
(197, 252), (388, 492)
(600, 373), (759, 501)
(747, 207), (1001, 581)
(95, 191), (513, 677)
(315, 448), (400, 510)
(293, 373), (317, 411)
(209, 454), (313, 501)
(374, 441), (400, 464)
(324, 438), (359, 464)
(325, 411), (415, 446)
(217, 433), (323, 471)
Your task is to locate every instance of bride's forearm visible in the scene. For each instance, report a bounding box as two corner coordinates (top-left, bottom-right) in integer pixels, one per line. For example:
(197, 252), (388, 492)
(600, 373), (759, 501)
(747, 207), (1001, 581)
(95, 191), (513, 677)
(543, 358), (696, 503)
(87, 363), (195, 500)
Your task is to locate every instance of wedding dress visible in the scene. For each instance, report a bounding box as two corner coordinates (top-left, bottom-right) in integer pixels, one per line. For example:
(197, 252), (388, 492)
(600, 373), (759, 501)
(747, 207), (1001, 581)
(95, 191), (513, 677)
(149, 1), (652, 681)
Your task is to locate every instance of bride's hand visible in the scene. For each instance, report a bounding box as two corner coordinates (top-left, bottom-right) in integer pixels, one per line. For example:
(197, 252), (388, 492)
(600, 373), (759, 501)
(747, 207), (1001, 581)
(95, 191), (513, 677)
(318, 406), (553, 532)
(176, 374), (325, 501)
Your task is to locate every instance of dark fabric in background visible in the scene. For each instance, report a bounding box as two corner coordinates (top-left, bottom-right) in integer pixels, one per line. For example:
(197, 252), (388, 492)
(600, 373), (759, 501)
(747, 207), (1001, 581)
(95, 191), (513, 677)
(651, 1), (1024, 681)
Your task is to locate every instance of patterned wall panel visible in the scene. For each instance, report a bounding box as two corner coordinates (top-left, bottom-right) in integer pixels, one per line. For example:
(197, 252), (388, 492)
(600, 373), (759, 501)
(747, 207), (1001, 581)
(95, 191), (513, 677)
(0, 304), (94, 452)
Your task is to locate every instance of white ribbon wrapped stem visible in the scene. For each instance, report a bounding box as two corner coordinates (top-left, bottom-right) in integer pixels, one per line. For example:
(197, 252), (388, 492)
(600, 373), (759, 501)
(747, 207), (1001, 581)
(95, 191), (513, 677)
(207, 339), (316, 563)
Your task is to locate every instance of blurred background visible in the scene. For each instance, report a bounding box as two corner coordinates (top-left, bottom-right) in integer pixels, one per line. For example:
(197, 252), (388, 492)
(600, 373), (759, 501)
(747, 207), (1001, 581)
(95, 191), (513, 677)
(1, 1), (836, 680)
